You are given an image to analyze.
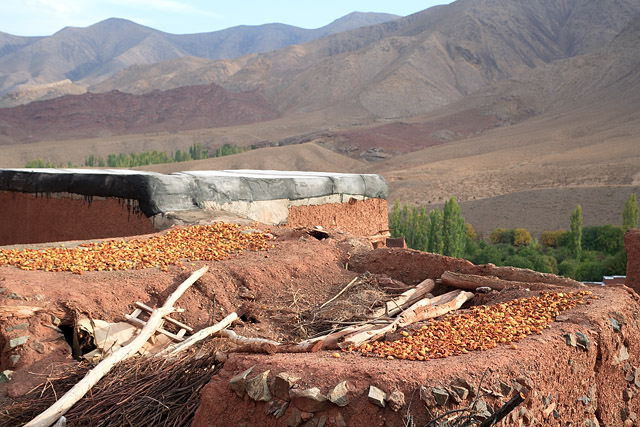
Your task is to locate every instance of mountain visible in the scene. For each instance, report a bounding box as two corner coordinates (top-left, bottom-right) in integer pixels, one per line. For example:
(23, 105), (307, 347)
(0, 12), (399, 101)
(90, 0), (640, 120)
(0, 84), (276, 142)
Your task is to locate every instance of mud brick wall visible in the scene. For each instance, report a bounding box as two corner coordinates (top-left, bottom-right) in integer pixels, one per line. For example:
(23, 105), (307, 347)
(625, 229), (640, 292)
(287, 198), (388, 236)
(0, 191), (156, 246)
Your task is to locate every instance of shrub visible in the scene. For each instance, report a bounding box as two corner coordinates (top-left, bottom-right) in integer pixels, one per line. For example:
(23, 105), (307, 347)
(540, 230), (564, 248)
(558, 259), (579, 278)
(513, 228), (532, 246)
(575, 261), (606, 282)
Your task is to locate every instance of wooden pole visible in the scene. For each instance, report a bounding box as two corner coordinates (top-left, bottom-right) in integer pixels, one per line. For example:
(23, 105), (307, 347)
(157, 312), (238, 357)
(26, 266), (209, 427)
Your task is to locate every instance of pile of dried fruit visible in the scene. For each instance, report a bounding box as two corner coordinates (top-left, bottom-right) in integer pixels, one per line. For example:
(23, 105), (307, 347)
(0, 223), (270, 274)
(348, 291), (593, 360)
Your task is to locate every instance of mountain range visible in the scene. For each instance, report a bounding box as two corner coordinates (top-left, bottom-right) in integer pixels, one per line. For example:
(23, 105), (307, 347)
(0, 12), (398, 102)
(0, 0), (639, 235)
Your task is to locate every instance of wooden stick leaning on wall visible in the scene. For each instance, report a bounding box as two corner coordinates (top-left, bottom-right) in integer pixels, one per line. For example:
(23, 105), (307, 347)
(26, 266), (209, 427)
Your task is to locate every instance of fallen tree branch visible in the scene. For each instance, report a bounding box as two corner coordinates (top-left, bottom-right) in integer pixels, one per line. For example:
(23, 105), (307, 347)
(396, 289), (474, 328)
(157, 312), (238, 357)
(371, 278), (435, 318)
(339, 289), (474, 348)
(439, 271), (563, 292)
(0, 305), (44, 319)
(26, 266), (209, 427)
(219, 329), (323, 354)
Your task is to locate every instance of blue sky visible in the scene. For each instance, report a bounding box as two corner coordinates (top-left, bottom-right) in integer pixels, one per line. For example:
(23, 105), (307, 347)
(0, 0), (453, 36)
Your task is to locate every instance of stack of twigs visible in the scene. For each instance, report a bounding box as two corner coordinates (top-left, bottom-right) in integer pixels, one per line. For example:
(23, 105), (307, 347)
(1, 347), (221, 427)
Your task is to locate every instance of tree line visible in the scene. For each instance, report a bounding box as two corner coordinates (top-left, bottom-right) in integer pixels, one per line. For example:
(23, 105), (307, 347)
(25, 143), (252, 169)
(390, 194), (639, 282)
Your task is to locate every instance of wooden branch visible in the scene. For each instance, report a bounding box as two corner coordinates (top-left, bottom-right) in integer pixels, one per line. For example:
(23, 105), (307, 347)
(135, 302), (193, 332)
(440, 271), (563, 291)
(219, 329), (323, 354)
(371, 278), (435, 318)
(339, 289), (473, 348)
(0, 305), (43, 319)
(26, 266), (209, 427)
(319, 277), (359, 310)
(157, 312), (238, 357)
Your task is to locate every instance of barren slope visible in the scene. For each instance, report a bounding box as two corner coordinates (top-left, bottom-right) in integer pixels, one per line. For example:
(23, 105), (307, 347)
(0, 13), (399, 101)
(91, 0), (640, 120)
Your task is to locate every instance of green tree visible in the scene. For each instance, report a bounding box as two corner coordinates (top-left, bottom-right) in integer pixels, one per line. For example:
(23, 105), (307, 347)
(427, 208), (443, 254)
(570, 205), (582, 260)
(623, 194), (639, 231)
(442, 197), (466, 257)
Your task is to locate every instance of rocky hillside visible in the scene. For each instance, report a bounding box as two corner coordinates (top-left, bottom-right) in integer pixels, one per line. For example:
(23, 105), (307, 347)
(0, 13), (398, 101)
(0, 84), (277, 142)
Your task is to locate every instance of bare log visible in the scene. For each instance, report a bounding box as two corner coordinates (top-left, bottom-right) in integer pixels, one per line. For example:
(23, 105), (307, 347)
(489, 265), (583, 287)
(440, 271), (564, 291)
(157, 312), (238, 357)
(372, 278), (435, 318)
(0, 305), (43, 319)
(396, 289), (473, 327)
(26, 266), (209, 427)
(219, 329), (323, 353)
(339, 289), (473, 348)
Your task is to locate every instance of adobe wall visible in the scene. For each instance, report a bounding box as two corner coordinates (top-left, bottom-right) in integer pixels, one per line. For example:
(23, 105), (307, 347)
(0, 169), (389, 245)
(0, 191), (156, 245)
(625, 229), (640, 292)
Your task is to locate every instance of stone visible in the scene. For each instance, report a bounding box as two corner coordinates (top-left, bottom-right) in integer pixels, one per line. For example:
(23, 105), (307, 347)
(290, 387), (329, 412)
(5, 335), (29, 351)
(474, 399), (492, 420)
(575, 332), (591, 351)
(317, 414), (328, 427)
(419, 386), (436, 406)
(556, 314), (570, 322)
(51, 315), (62, 327)
(6, 323), (29, 332)
(300, 411), (313, 422)
(246, 370), (272, 402)
(7, 292), (25, 300)
(584, 418), (599, 427)
(610, 317), (621, 332)
(623, 387), (634, 401)
(287, 408), (303, 427)
(0, 287), (7, 294)
(229, 365), (255, 398)
(499, 381), (513, 397)
(327, 381), (349, 407)
(30, 340), (46, 354)
(387, 389), (405, 412)
(454, 378), (476, 396)
(367, 385), (386, 408)
(432, 387), (449, 406)
(9, 354), (20, 366)
(0, 370), (13, 383)
(615, 346), (630, 365)
(451, 385), (469, 400)
(563, 333), (577, 347)
(577, 395), (591, 406)
(267, 399), (289, 419)
(274, 372), (300, 401)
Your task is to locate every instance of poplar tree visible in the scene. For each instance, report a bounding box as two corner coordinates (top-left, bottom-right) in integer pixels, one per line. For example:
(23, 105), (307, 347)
(570, 205), (583, 260)
(623, 194), (639, 231)
(427, 208), (443, 254)
(442, 197), (466, 257)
